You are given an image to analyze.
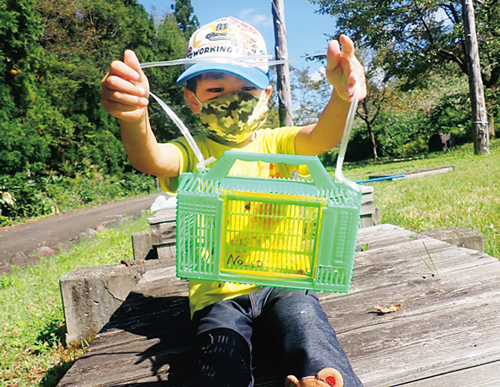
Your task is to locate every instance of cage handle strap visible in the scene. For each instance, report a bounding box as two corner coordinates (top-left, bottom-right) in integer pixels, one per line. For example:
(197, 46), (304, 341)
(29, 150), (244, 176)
(334, 54), (362, 192)
(204, 151), (336, 190)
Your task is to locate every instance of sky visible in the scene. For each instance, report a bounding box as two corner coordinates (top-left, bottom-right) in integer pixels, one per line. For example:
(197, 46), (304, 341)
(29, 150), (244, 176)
(137, 0), (337, 75)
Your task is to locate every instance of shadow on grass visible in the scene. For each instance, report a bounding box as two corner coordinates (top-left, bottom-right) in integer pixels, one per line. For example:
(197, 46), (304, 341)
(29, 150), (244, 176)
(36, 319), (84, 387)
(39, 361), (76, 387)
(36, 319), (67, 347)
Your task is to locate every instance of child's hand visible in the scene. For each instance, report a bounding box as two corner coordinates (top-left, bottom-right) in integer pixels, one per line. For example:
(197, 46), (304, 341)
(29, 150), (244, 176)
(101, 50), (150, 122)
(325, 35), (367, 102)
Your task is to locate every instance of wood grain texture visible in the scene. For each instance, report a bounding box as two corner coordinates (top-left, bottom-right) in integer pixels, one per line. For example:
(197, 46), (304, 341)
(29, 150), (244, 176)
(58, 224), (500, 387)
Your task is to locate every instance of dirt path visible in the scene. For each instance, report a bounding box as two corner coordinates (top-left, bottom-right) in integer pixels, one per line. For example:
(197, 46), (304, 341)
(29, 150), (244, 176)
(0, 194), (160, 264)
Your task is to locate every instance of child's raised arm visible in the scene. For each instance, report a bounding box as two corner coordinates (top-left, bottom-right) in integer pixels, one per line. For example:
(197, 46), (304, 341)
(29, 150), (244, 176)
(295, 35), (366, 156)
(101, 50), (180, 178)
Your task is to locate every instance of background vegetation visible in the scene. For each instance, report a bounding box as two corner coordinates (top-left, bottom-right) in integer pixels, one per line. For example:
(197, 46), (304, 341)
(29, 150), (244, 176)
(0, 0), (199, 225)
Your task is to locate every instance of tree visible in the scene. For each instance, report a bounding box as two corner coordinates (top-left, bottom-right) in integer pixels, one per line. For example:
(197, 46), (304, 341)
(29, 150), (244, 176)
(34, 0), (158, 174)
(311, 0), (499, 152)
(357, 81), (387, 160)
(312, 0), (499, 88)
(1, 0), (195, 222)
(0, 0), (49, 177)
(289, 67), (331, 126)
(462, 0), (489, 154)
(172, 0), (199, 37)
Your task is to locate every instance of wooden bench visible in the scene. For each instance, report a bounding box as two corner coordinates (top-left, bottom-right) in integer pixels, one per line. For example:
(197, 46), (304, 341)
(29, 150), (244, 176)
(57, 223), (500, 386)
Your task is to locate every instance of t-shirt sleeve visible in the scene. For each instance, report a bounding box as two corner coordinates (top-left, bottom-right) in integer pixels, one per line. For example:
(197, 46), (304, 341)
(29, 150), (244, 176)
(157, 139), (192, 194)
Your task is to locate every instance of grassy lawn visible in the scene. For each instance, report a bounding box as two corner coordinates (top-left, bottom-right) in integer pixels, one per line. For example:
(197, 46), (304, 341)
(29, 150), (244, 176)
(1, 139), (499, 386)
(0, 215), (150, 387)
(339, 138), (500, 258)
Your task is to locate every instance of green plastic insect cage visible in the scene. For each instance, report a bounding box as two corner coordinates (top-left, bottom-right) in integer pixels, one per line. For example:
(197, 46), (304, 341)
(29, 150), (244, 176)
(175, 151), (362, 293)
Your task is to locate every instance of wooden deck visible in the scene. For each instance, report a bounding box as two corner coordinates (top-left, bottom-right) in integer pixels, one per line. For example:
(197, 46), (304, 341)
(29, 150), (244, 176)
(57, 224), (500, 386)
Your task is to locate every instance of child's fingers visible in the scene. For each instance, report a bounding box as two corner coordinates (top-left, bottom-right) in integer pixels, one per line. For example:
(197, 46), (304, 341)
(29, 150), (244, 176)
(339, 34), (355, 58)
(105, 88), (149, 107)
(108, 59), (140, 83)
(325, 40), (341, 73)
(104, 74), (148, 100)
(123, 50), (148, 85)
(102, 100), (140, 114)
(102, 98), (147, 122)
(338, 35), (366, 99)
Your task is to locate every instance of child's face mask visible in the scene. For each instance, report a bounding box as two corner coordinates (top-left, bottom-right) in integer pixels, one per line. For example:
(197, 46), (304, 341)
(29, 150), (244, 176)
(196, 91), (269, 145)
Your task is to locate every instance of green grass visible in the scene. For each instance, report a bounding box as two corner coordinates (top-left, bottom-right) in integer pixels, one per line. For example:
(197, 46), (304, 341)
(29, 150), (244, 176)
(0, 214), (150, 387)
(338, 138), (500, 258)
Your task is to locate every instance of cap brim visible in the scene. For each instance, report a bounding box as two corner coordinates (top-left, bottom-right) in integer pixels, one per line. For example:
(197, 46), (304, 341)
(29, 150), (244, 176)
(176, 63), (269, 89)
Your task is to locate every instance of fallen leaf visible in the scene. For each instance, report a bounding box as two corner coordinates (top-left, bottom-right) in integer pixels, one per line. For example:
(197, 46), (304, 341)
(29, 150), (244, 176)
(373, 301), (404, 315)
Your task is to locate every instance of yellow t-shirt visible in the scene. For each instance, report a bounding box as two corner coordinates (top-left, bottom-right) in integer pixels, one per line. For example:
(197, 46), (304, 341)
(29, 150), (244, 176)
(159, 127), (304, 317)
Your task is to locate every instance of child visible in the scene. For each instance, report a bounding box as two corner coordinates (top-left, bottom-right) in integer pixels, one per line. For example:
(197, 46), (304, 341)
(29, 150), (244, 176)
(102, 16), (366, 387)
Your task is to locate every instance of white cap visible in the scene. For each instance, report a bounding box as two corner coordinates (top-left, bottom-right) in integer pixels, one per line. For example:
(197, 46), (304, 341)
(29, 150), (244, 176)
(176, 17), (270, 89)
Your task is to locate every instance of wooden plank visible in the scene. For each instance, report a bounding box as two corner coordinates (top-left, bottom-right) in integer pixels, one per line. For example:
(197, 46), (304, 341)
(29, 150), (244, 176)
(57, 337), (192, 387)
(403, 166), (455, 179)
(345, 295), (500, 386)
(398, 360), (500, 387)
(321, 255), (500, 333)
(58, 225), (500, 387)
(355, 224), (424, 252)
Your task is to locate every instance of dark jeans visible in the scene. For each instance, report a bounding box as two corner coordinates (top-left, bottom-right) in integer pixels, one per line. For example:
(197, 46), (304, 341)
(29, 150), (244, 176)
(191, 287), (363, 387)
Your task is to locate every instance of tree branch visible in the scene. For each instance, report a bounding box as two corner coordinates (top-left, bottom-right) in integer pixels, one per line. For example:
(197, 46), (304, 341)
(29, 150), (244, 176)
(483, 65), (500, 88)
(441, 3), (461, 24)
(438, 49), (467, 73)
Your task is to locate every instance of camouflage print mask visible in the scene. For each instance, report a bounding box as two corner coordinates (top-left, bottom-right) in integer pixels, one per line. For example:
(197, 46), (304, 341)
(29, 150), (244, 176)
(197, 92), (269, 145)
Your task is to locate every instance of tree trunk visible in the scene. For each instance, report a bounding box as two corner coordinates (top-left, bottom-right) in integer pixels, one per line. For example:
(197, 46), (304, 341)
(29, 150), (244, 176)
(272, 0), (294, 127)
(462, 0), (489, 155)
(367, 122), (378, 159)
(487, 114), (495, 138)
(360, 100), (378, 159)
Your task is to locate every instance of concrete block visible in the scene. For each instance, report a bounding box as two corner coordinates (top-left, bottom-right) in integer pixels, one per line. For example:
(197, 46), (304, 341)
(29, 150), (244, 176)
(60, 264), (140, 344)
(132, 230), (153, 262)
(156, 244), (176, 266)
(360, 186), (380, 228)
(421, 227), (484, 252)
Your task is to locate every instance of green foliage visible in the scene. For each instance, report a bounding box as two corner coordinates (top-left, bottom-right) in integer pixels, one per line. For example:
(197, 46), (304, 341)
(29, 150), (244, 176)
(146, 13), (198, 143)
(426, 92), (471, 143)
(290, 66), (332, 126)
(311, 0), (500, 91)
(0, 0), (193, 225)
(0, 169), (155, 225)
(173, 0), (200, 36)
